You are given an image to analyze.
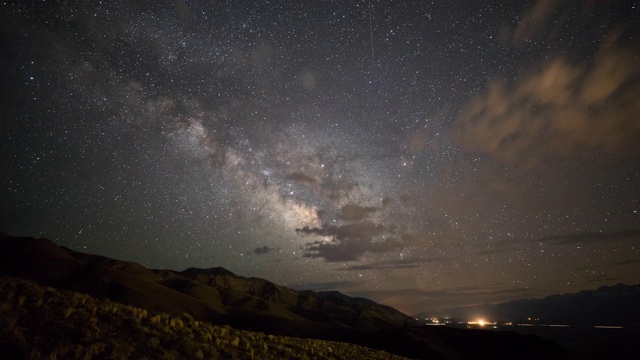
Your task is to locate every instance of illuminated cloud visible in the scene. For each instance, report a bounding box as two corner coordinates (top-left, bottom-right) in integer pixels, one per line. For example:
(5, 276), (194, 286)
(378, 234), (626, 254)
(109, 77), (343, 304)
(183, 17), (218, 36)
(297, 222), (403, 262)
(512, 0), (558, 42)
(454, 32), (640, 171)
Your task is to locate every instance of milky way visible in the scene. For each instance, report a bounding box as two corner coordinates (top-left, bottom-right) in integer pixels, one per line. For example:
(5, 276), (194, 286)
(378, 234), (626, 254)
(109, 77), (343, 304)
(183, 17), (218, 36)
(2, 0), (640, 314)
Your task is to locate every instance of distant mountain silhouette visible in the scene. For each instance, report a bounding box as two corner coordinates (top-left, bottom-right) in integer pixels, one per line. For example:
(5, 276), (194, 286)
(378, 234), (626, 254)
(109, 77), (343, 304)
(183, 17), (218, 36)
(0, 233), (568, 359)
(423, 283), (640, 326)
(0, 275), (414, 360)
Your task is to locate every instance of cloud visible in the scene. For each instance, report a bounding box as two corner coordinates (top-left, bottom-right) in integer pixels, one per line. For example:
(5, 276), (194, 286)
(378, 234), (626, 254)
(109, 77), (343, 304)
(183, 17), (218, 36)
(408, 130), (428, 154)
(290, 281), (361, 292)
(337, 204), (379, 221)
(352, 285), (540, 314)
(297, 69), (316, 91)
(339, 263), (420, 271)
(612, 259), (640, 266)
(297, 222), (390, 240)
(400, 233), (432, 246)
(336, 258), (443, 271)
(320, 177), (359, 201)
(585, 274), (622, 283)
(285, 172), (317, 184)
(399, 194), (415, 208)
(250, 41), (273, 66)
(537, 229), (640, 245)
(296, 222), (404, 262)
(512, 0), (558, 42)
(453, 33), (640, 171)
(253, 245), (278, 255)
(475, 248), (512, 255)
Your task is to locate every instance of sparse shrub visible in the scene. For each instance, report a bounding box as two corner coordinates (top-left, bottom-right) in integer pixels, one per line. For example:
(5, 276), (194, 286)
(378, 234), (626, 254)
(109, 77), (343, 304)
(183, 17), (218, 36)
(63, 307), (75, 319)
(193, 349), (204, 359)
(108, 339), (134, 359)
(47, 343), (73, 360)
(5, 287), (16, 300)
(169, 317), (184, 330)
(84, 342), (106, 360)
(27, 348), (43, 359)
(17, 294), (27, 306)
(71, 292), (86, 306)
(148, 314), (162, 326)
(0, 300), (11, 314)
(137, 308), (148, 319)
(200, 330), (212, 342)
(147, 336), (161, 350)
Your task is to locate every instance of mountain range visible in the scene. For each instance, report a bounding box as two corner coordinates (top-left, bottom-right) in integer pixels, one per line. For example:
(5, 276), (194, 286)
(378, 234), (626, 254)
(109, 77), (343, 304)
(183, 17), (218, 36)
(420, 283), (640, 326)
(0, 232), (568, 359)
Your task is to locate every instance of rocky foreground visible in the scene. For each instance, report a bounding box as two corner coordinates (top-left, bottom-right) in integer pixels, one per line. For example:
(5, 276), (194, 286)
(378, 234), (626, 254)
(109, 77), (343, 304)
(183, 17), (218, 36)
(0, 275), (411, 360)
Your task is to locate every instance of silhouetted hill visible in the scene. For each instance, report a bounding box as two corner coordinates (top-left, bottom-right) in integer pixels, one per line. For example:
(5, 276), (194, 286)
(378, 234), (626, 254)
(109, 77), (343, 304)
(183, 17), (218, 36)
(182, 266), (237, 277)
(0, 235), (414, 330)
(0, 275), (410, 360)
(423, 284), (640, 326)
(0, 233), (569, 359)
(179, 268), (414, 331)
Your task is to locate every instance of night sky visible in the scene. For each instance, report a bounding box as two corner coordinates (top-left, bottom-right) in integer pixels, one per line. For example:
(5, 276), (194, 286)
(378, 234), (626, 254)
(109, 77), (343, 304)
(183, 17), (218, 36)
(2, 0), (640, 315)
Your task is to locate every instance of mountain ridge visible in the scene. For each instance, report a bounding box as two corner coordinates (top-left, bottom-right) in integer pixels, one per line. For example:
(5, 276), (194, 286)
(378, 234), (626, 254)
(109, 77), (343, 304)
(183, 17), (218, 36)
(0, 234), (415, 329)
(0, 233), (568, 359)
(419, 283), (640, 326)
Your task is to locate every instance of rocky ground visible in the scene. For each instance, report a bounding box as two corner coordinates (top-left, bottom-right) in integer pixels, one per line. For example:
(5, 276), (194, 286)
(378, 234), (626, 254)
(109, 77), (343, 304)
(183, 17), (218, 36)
(0, 275), (412, 360)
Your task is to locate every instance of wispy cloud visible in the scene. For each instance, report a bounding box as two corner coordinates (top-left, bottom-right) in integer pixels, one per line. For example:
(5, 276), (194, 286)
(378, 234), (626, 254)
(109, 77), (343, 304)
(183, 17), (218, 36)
(512, 0), (559, 42)
(253, 245), (279, 255)
(537, 229), (640, 245)
(290, 280), (362, 292)
(585, 274), (622, 283)
(612, 259), (640, 266)
(335, 258), (443, 271)
(285, 172), (317, 184)
(454, 32), (640, 172)
(475, 248), (512, 255)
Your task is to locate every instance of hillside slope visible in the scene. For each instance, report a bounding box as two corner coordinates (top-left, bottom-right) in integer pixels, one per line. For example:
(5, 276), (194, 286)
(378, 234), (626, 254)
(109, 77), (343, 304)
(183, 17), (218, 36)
(0, 235), (415, 331)
(0, 275), (410, 360)
(0, 234), (569, 359)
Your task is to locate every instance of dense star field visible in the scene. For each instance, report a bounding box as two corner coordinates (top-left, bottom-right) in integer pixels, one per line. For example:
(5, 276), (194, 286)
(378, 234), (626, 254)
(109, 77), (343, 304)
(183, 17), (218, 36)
(1, 0), (639, 314)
